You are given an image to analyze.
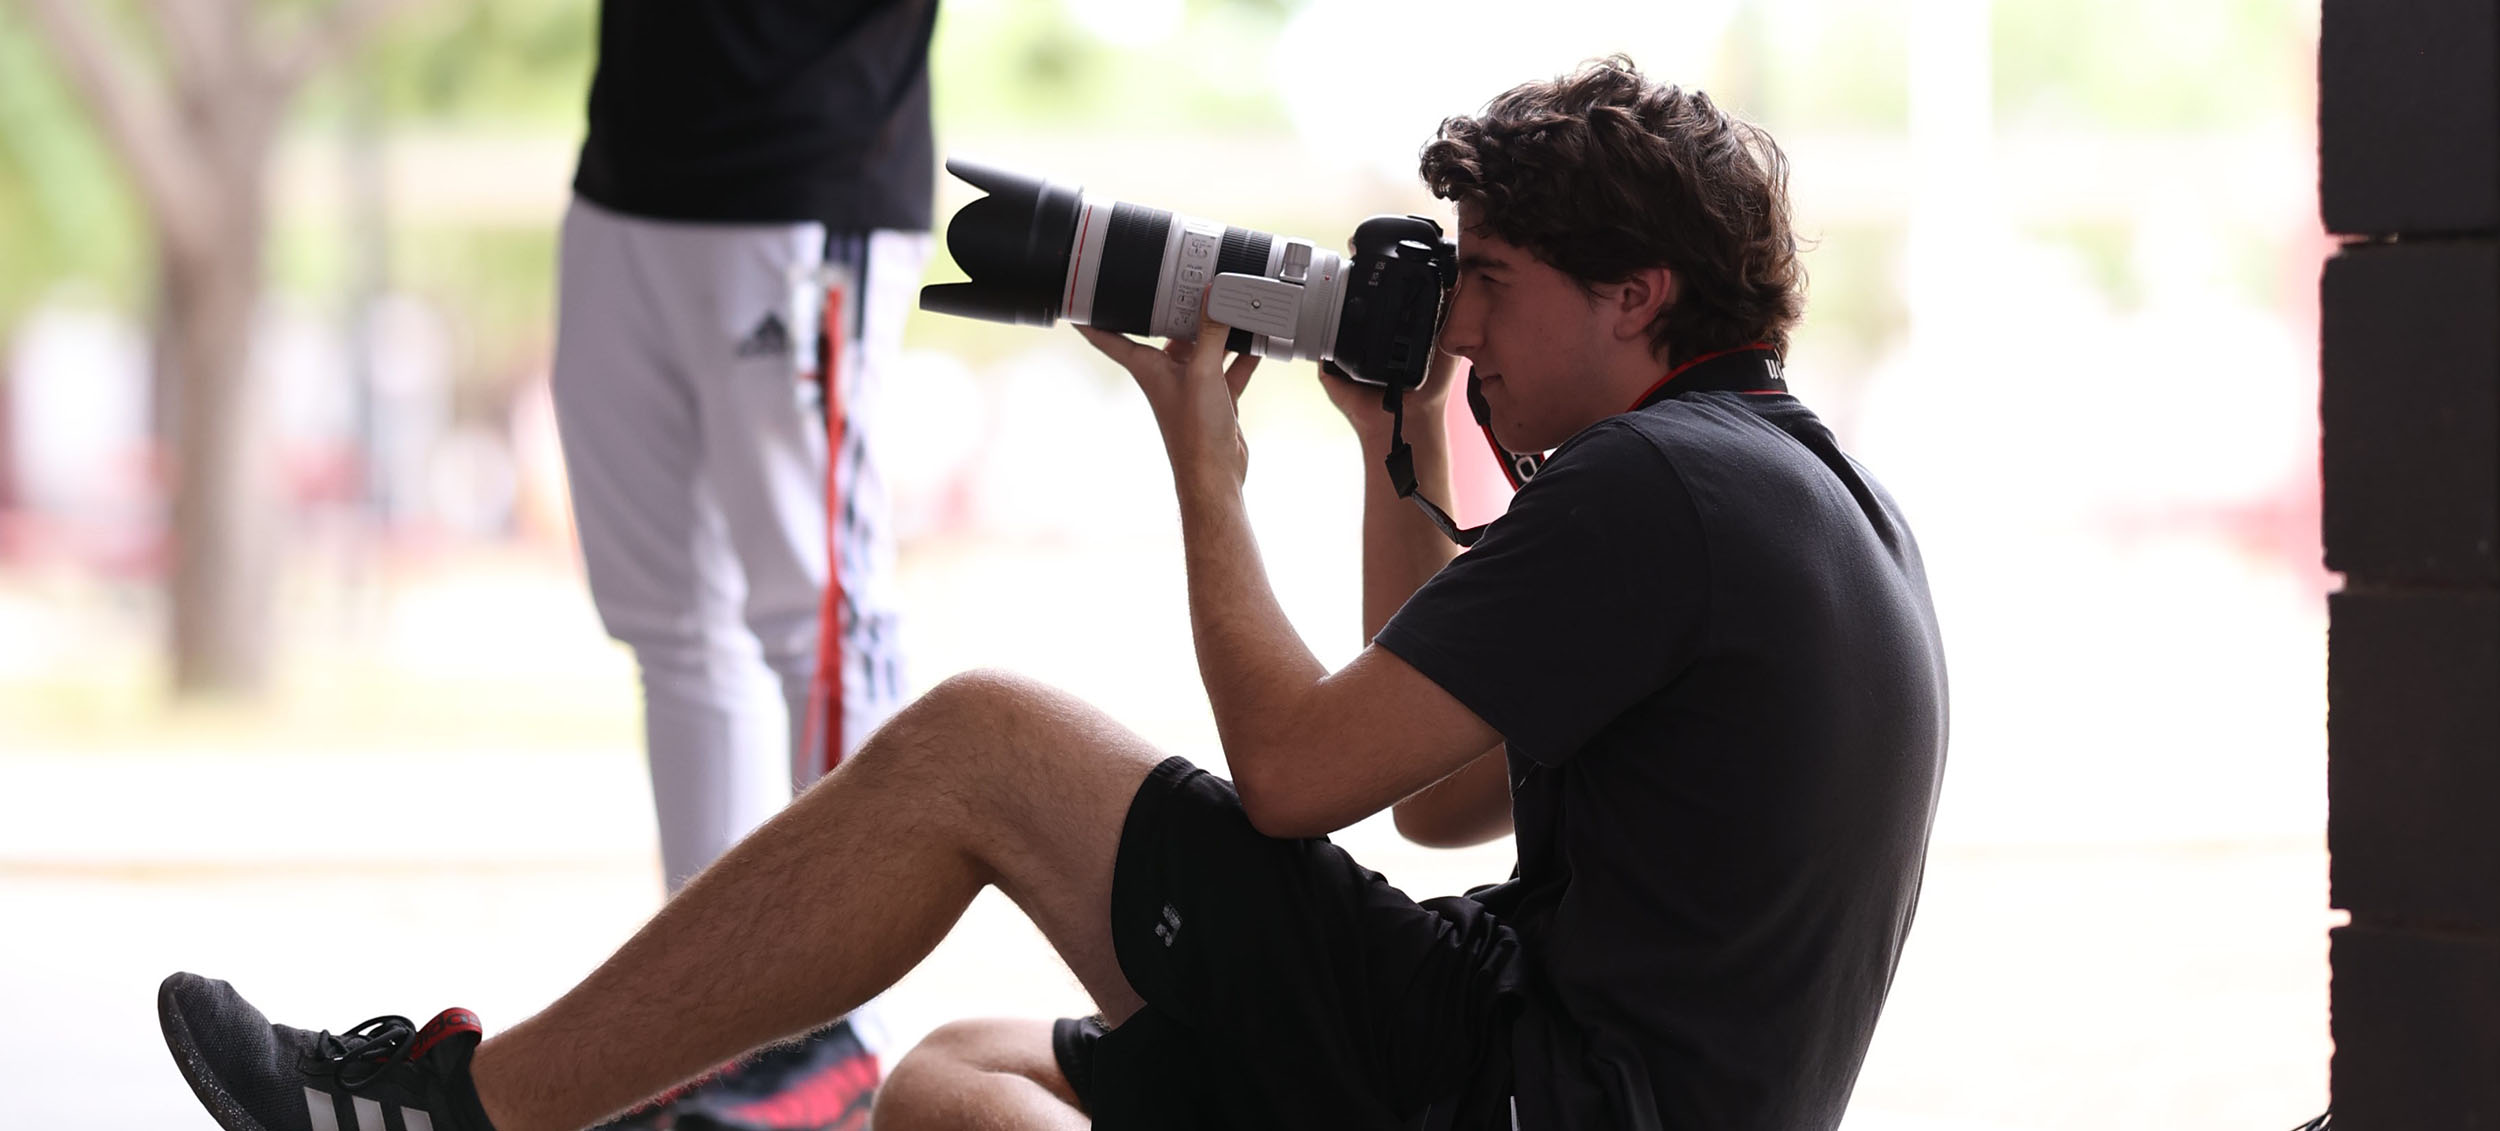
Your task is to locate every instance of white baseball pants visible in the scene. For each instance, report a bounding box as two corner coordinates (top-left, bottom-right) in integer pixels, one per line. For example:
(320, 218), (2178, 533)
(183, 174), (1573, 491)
(552, 196), (928, 895)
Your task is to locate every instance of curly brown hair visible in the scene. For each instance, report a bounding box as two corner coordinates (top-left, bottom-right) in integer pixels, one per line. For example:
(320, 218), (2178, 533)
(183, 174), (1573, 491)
(1419, 56), (1805, 365)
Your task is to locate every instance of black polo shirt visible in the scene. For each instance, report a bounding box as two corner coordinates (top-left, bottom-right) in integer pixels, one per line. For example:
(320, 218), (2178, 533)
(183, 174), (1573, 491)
(1376, 377), (1949, 1131)
(572, 0), (938, 232)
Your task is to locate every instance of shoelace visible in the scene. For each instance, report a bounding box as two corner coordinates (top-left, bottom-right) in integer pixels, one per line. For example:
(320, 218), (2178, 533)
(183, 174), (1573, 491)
(311, 1015), (419, 1091)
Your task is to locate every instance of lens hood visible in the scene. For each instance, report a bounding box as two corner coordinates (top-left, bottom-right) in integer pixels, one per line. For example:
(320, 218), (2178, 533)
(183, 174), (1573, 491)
(919, 159), (1085, 326)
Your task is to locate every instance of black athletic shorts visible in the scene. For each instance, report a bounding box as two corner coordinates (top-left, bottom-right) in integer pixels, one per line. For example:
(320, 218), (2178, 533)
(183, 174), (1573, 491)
(1052, 757), (1528, 1131)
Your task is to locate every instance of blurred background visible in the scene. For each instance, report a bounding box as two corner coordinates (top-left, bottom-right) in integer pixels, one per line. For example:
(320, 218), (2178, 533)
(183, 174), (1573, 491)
(0, 0), (2329, 1127)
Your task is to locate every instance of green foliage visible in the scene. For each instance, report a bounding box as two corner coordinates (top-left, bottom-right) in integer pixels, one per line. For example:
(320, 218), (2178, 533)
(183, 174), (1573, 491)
(1994, 0), (2314, 130)
(932, 0), (1295, 132)
(1739, 0), (2314, 135)
(390, 222), (560, 383)
(0, 0), (597, 341)
(1790, 222), (1906, 362)
(331, 0), (597, 126)
(1741, 0), (1914, 130)
(0, 0), (2324, 376)
(0, 4), (148, 330)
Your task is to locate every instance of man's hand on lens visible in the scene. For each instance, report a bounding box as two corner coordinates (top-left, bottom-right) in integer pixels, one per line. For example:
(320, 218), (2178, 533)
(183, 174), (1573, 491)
(1079, 314), (1261, 489)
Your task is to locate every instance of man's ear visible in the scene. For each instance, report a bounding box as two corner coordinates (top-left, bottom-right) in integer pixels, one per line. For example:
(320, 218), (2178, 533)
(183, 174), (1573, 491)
(1610, 265), (1678, 342)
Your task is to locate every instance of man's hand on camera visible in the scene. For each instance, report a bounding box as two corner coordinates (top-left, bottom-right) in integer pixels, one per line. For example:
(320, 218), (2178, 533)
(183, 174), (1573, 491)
(1078, 314), (1261, 490)
(1319, 345), (1464, 449)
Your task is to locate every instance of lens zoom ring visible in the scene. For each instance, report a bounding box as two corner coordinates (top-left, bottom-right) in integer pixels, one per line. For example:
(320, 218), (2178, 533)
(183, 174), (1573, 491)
(1215, 230), (1275, 352)
(1094, 203), (1173, 335)
(1216, 228), (1273, 280)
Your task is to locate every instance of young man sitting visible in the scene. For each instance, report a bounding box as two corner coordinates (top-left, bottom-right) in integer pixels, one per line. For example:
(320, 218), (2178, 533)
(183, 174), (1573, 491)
(157, 56), (1947, 1131)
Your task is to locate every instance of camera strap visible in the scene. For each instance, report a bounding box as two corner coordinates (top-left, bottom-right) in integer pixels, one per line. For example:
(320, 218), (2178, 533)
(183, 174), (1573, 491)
(1382, 384), (1494, 548)
(1625, 344), (1788, 409)
(1381, 344), (1787, 548)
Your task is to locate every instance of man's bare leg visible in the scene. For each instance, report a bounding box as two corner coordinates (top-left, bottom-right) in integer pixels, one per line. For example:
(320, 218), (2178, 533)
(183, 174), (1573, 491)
(872, 1019), (1088, 1131)
(468, 669), (1162, 1131)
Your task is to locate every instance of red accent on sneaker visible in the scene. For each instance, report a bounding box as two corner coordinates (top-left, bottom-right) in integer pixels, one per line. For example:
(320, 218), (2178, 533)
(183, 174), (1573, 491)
(714, 1051), (880, 1131)
(409, 1009), (483, 1061)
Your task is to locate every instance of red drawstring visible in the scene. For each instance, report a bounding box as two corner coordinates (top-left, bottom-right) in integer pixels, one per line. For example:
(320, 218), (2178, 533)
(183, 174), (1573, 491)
(803, 273), (849, 780)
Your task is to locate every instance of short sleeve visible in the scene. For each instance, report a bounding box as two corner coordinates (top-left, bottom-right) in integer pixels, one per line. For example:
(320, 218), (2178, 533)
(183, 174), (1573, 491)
(1375, 420), (1709, 765)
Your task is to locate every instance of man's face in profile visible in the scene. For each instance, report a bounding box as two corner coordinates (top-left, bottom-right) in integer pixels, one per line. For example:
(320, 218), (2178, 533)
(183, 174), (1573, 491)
(1437, 203), (1620, 453)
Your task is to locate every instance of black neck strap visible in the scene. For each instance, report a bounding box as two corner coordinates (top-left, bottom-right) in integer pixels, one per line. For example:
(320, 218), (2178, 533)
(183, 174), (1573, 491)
(1626, 344), (1787, 409)
(1382, 344), (1787, 548)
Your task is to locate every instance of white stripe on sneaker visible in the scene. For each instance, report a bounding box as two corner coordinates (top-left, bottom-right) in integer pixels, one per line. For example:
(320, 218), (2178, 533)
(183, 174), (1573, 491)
(353, 1096), (387, 1131)
(304, 1088), (342, 1131)
(402, 1107), (436, 1131)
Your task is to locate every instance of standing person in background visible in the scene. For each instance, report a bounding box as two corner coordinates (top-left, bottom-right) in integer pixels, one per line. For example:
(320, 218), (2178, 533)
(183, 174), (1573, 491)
(548, 3), (938, 1128)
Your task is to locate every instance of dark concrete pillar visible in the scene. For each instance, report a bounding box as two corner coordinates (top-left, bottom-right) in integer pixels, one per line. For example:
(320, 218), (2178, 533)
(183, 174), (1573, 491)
(2321, 1), (2500, 1124)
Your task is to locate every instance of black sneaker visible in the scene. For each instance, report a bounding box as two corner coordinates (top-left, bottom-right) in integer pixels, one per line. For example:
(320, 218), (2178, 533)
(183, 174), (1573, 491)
(159, 972), (497, 1131)
(593, 1021), (877, 1131)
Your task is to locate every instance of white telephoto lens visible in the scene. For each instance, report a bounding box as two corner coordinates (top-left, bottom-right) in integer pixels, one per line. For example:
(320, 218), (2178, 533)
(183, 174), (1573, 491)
(1061, 197), (1117, 326)
(1147, 215), (1230, 340)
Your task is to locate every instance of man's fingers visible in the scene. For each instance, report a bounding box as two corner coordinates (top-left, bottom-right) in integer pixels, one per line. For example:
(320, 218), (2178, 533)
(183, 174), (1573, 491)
(1189, 315), (1232, 381)
(1187, 313), (1254, 401)
(1074, 324), (1150, 369)
(1080, 317), (1259, 422)
(1077, 324), (1178, 408)
(1224, 349), (1260, 403)
(1188, 315), (1259, 404)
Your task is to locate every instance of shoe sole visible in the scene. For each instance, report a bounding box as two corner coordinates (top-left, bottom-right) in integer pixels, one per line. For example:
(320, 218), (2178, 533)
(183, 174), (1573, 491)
(158, 974), (279, 1131)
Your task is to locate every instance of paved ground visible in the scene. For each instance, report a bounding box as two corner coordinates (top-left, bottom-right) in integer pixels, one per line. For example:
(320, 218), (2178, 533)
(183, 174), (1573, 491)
(0, 748), (2326, 1131)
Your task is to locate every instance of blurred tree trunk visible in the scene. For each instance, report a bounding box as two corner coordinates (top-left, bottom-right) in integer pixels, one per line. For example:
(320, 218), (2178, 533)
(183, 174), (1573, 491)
(14, 0), (422, 697)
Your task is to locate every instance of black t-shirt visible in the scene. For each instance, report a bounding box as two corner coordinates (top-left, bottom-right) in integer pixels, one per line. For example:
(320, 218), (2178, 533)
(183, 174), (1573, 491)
(1376, 388), (1948, 1131)
(572, 0), (938, 231)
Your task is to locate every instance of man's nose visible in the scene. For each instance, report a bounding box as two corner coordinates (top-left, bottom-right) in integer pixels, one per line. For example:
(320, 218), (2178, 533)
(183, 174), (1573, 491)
(1437, 305), (1481, 356)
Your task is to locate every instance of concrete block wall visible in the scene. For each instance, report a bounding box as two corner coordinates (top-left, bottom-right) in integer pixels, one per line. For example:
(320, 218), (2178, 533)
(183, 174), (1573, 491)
(2321, 0), (2500, 1124)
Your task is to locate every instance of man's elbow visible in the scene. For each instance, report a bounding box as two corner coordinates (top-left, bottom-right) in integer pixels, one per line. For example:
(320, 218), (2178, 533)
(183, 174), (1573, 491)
(1393, 800), (1488, 849)
(1233, 770), (1334, 840)
(1393, 801), (1466, 848)
(1393, 793), (1512, 849)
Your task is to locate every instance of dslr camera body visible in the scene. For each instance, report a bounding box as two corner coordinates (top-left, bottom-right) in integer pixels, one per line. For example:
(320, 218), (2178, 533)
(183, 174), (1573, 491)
(918, 160), (1456, 391)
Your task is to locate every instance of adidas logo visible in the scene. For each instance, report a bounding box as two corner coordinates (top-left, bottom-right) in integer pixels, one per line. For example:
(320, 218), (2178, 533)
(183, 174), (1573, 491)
(1153, 902), (1183, 948)
(735, 312), (792, 359)
(303, 1086), (438, 1131)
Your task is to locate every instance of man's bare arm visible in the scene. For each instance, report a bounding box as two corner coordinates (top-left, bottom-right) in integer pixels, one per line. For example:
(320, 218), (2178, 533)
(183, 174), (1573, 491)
(1326, 354), (1467, 640)
(1172, 458), (1501, 836)
(1323, 352), (1511, 844)
(1082, 320), (1502, 837)
(1392, 747), (1514, 848)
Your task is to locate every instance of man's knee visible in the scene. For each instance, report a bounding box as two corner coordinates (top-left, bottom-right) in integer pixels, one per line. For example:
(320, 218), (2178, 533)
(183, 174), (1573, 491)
(846, 667), (1153, 853)
(830, 670), (1050, 812)
(877, 1018), (1080, 1120)
(920, 667), (1049, 712)
(897, 1017), (1065, 1077)
(872, 668), (1062, 758)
